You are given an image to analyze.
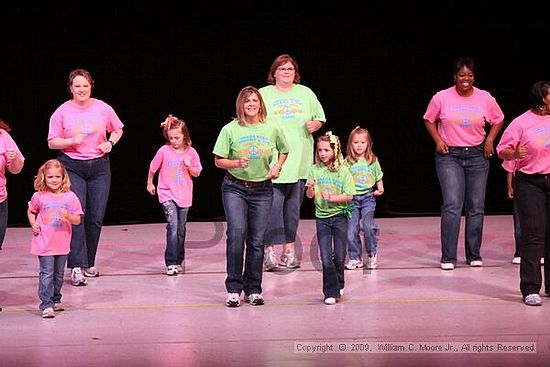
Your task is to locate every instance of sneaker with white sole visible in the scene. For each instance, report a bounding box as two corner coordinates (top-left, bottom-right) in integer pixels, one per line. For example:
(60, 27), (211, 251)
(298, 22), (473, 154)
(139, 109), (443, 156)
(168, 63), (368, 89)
(225, 293), (240, 307)
(42, 307), (55, 318)
(345, 259), (363, 270)
(71, 267), (87, 286)
(366, 254), (378, 269)
(245, 293), (264, 306)
(469, 260), (483, 267)
(524, 293), (542, 306)
(324, 297), (336, 305)
(53, 303), (65, 312)
(264, 250), (279, 271)
(166, 265), (178, 276)
(83, 266), (99, 277)
(176, 264), (184, 274)
(280, 252), (300, 268)
(512, 257), (521, 264)
(440, 262), (454, 270)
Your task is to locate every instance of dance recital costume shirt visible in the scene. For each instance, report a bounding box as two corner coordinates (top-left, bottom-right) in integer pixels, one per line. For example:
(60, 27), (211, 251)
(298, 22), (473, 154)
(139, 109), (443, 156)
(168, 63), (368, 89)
(48, 98), (124, 160)
(423, 86), (504, 147)
(212, 119), (289, 181)
(345, 158), (383, 195)
(0, 129), (25, 203)
(148, 145), (202, 208)
(307, 164), (356, 219)
(497, 110), (550, 175)
(260, 84), (325, 183)
(28, 191), (83, 256)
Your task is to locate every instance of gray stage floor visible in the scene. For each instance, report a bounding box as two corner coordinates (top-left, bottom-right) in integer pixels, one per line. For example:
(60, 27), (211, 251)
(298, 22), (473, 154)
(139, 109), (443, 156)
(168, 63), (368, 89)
(1, 216), (549, 366)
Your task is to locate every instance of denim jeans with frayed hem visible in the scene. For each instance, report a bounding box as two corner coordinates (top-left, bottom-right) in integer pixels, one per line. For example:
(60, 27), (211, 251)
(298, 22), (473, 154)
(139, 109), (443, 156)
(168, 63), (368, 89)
(161, 200), (189, 266)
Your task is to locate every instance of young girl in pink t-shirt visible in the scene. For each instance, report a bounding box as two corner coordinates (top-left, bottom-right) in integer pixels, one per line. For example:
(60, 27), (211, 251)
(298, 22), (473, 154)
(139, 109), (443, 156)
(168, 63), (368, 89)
(147, 115), (202, 276)
(27, 159), (83, 318)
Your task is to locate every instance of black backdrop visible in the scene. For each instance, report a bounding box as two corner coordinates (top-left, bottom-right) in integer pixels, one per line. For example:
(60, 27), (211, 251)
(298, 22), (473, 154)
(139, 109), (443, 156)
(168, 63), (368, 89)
(1, 4), (547, 226)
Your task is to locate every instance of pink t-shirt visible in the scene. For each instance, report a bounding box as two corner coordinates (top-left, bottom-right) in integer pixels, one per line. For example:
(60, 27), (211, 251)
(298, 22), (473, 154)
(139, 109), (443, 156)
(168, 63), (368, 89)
(497, 110), (550, 175)
(28, 191), (83, 256)
(48, 98), (124, 160)
(423, 86), (504, 146)
(0, 129), (25, 203)
(149, 145), (202, 208)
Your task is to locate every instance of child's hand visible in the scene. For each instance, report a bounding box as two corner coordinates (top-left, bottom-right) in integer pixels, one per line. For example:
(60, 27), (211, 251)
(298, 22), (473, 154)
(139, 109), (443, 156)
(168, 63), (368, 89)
(72, 134), (85, 145)
(374, 189), (384, 196)
(321, 189), (331, 202)
(238, 157), (250, 168)
(59, 208), (69, 222)
(31, 223), (41, 236)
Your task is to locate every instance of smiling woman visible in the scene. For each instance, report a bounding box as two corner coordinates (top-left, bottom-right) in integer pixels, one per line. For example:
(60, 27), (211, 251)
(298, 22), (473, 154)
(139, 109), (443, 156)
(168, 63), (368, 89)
(422, 56), (505, 271)
(47, 68), (124, 287)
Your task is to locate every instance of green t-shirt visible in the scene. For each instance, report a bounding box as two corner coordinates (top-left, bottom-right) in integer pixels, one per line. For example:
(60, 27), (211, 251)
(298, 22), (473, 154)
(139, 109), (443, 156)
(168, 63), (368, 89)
(345, 158), (384, 195)
(260, 84), (326, 183)
(307, 164), (356, 219)
(212, 120), (288, 182)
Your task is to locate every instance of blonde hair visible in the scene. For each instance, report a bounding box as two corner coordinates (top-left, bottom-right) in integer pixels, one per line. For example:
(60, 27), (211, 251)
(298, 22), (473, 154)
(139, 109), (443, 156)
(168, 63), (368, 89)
(33, 159), (72, 193)
(345, 126), (378, 165)
(315, 131), (344, 172)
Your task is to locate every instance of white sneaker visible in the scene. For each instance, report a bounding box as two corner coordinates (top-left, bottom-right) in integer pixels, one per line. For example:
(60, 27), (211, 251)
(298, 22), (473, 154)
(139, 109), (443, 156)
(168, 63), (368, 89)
(83, 266), (99, 277)
(225, 293), (240, 307)
(166, 265), (178, 276)
(324, 297), (336, 305)
(524, 293), (542, 306)
(176, 264), (184, 274)
(469, 260), (483, 267)
(440, 262), (454, 270)
(345, 259), (363, 270)
(280, 252), (300, 268)
(264, 250), (279, 271)
(366, 254), (378, 269)
(42, 307), (55, 318)
(71, 267), (87, 286)
(512, 257), (521, 264)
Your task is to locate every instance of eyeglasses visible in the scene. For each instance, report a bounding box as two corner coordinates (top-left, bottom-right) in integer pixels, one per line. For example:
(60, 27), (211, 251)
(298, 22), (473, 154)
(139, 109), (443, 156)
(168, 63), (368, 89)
(277, 67), (295, 72)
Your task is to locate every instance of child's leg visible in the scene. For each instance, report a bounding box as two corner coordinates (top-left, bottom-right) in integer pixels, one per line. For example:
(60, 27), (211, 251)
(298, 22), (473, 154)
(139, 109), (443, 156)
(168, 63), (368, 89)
(161, 200), (180, 267)
(362, 195), (378, 256)
(53, 255), (67, 304)
(346, 198), (362, 261)
(38, 256), (55, 310)
(176, 206), (190, 264)
(334, 216), (348, 293)
(316, 218), (339, 299)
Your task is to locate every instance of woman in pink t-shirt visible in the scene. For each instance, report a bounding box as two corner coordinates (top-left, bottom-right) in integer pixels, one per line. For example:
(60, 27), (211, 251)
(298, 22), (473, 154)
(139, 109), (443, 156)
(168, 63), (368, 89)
(27, 159), (83, 318)
(47, 69), (124, 286)
(423, 57), (504, 270)
(497, 81), (550, 306)
(0, 118), (24, 252)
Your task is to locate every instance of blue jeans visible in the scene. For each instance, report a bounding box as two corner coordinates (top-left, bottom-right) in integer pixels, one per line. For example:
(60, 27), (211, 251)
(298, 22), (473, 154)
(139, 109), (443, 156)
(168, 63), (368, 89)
(161, 200), (189, 266)
(316, 215), (348, 299)
(38, 255), (67, 310)
(347, 191), (378, 260)
(515, 172), (550, 297)
(222, 176), (273, 295)
(58, 153), (111, 269)
(0, 199), (7, 250)
(435, 145), (489, 264)
(264, 180), (305, 245)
